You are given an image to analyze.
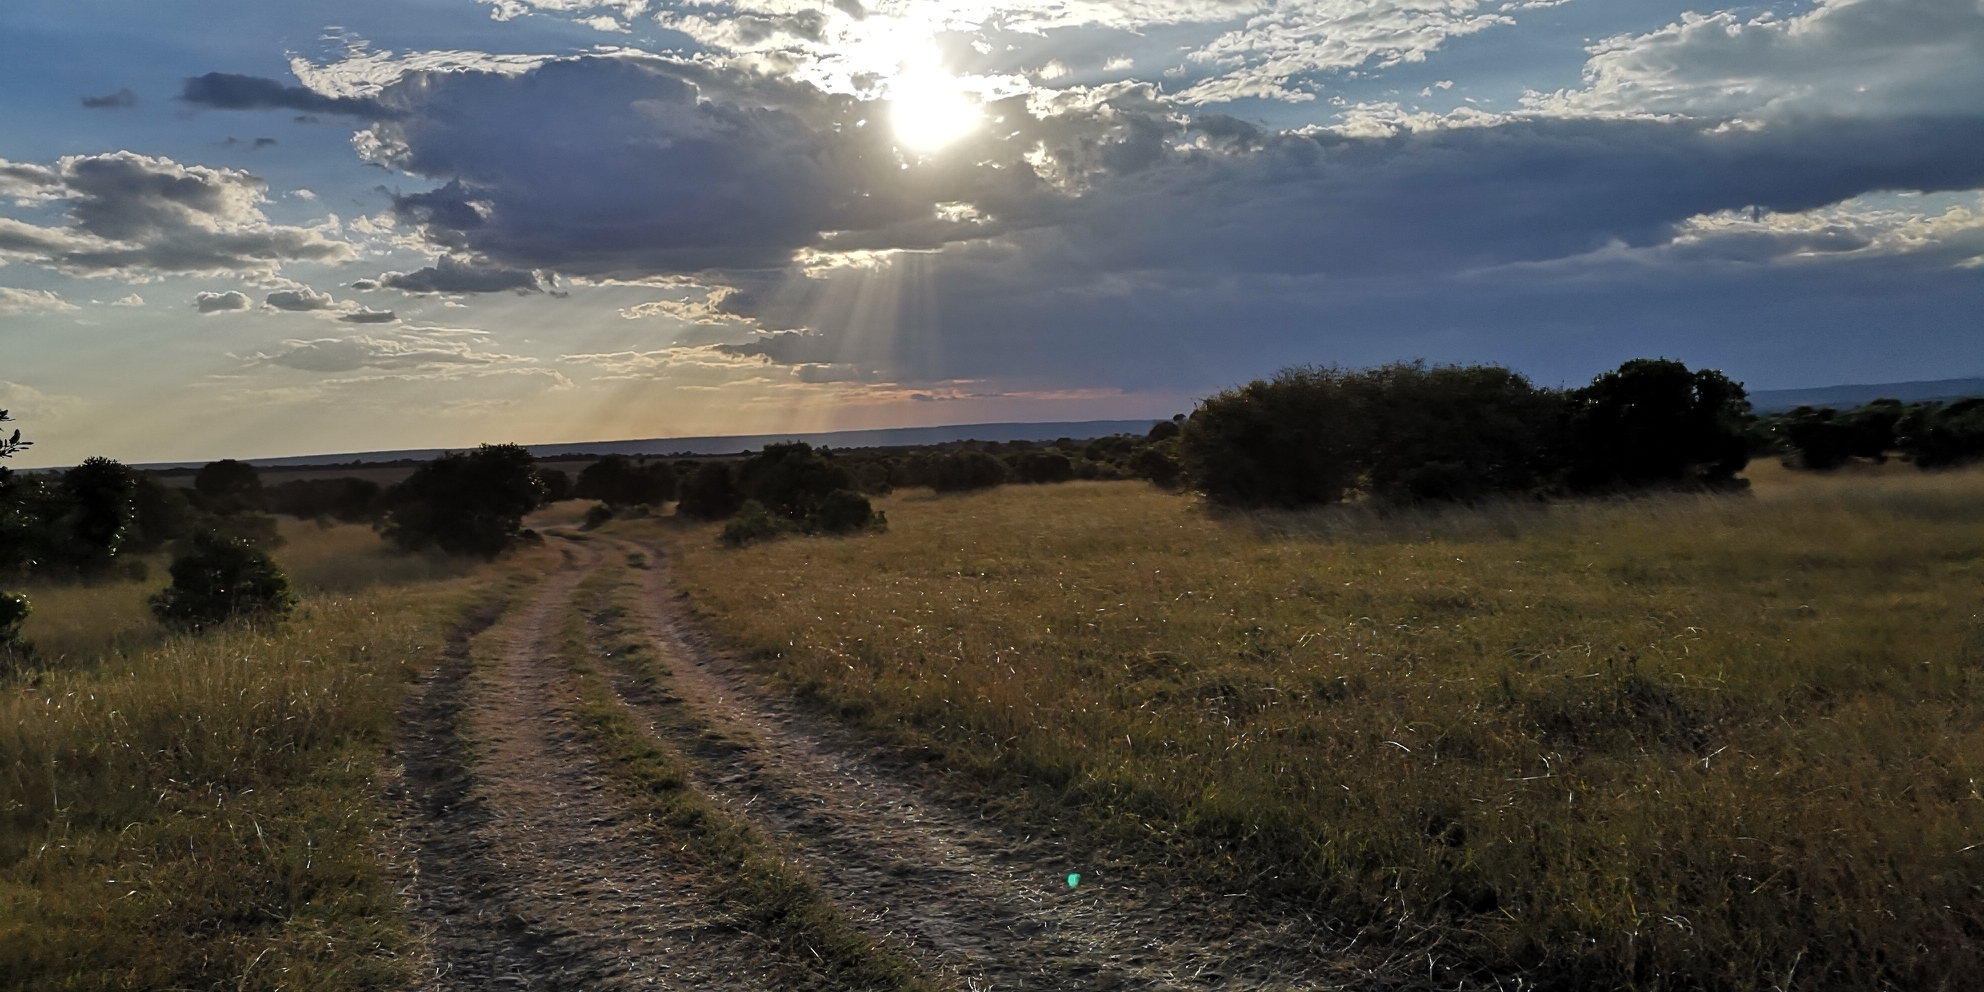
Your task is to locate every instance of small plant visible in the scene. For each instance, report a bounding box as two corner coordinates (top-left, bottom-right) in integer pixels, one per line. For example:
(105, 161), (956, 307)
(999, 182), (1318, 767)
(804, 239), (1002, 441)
(583, 502), (614, 529)
(150, 533), (297, 629)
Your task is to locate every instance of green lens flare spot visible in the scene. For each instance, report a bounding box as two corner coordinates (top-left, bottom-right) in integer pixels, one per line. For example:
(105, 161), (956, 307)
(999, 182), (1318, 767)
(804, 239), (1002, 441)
(1067, 873), (1080, 889)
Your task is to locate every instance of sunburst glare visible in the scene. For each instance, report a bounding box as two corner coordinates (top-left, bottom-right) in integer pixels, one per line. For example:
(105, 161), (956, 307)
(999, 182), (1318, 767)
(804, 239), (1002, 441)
(889, 65), (979, 152)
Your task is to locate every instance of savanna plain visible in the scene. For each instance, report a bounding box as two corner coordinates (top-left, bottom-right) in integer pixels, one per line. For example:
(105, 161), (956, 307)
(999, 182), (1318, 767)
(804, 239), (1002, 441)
(6, 463), (1982, 991)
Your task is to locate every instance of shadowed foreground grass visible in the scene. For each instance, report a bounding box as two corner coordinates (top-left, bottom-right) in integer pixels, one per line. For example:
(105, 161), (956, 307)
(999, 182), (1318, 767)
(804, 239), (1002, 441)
(655, 469), (1984, 990)
(0, 526), (492, 991)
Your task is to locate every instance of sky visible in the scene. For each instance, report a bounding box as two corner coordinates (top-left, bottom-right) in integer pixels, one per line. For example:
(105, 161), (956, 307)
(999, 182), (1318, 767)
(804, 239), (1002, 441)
(0, 0), (1980, 466)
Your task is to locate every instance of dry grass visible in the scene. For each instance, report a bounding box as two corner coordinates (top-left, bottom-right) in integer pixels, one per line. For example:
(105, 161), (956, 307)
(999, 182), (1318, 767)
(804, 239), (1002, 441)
(1, 525), (490, 990)
(651, 469), (1984, 990)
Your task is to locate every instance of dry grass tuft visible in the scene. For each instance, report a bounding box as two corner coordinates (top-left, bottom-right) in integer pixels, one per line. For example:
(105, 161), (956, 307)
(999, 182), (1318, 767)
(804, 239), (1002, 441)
(652, 470), (1984, 990)
(1, 524), (487, 990)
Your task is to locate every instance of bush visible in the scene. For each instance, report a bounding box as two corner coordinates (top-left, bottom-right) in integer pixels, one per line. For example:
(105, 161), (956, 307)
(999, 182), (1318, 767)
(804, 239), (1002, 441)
(149, 533), (296, 629)
(811, 488), (876, 533)
(0, 591), (27, 648)
(575, 455), (675, 507)
(380, 444), (546, 558)
(583, 502), (614, 529)
(926, 451), (1009, 492)
(1900, 398), (1984, 469)
(1181, 366), (1367, 507)
(737, 443), (855, 518)
(1009, 451), (1076, 484)
(677, 461), (744, 520)
(539, 468), (575, 503)
(720, 499), (787, 546)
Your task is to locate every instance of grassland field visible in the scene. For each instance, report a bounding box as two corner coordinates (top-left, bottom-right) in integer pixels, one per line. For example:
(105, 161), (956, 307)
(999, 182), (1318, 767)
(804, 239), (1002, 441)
(643, 460), (1984, 990)
(4, 463), (1982, 990)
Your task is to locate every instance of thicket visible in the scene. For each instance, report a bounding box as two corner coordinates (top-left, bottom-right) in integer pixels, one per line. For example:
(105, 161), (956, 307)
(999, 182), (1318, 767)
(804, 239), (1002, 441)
(575, 454), (675, 507)
(1182, 358), (1753, 508)
(1765, 396), (1984, 470)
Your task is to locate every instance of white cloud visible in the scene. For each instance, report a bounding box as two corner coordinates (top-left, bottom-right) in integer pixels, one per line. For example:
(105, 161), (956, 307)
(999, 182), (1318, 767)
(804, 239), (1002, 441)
(110, 293), (144, 306)
(0, 152), (356, 279)
(265, 286), (337, 311)
(194, 290), (252, 313)
(0, 287), (79, 315)
(1530, 0), (1984, 119)
(250, 330), (529, 374)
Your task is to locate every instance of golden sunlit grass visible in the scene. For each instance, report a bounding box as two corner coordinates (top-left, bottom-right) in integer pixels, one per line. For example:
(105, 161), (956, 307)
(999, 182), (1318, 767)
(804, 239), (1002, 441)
(653, 470), (1984, 990)
(1, 523), (491, 991)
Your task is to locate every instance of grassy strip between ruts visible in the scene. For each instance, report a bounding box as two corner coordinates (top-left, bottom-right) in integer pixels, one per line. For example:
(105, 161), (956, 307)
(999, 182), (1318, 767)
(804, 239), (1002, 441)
(0, 546), (491, 991)
(554, 548), (945, 992)
(645, 469), (1984, 992)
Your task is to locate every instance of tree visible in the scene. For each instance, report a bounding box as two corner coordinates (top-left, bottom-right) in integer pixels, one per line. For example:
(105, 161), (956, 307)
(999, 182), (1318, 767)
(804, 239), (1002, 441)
(1899, 398), (1984, 469)
(1565, 359), (1752, 489)
(380, 444), (547, 557)
(0, 409), (30, 460)
(677, 461), (744, 520)
(193, 458), (263, 513)
(52, 457), (140, 576)
(150, 533), (295, 629)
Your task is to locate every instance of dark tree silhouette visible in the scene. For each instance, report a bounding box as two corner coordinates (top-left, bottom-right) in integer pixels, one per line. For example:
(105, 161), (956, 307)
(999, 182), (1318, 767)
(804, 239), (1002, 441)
(380, 444), (547, 557)
(1566, 359), (1752, 489)
(575, 454), (675, 507)
(677, 461), (744, 520)
(0, 409), (29, 460)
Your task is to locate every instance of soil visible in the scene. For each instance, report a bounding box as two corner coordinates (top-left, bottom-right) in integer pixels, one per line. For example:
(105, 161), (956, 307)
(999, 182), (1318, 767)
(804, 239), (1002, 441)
(385, 531), (1389, 991)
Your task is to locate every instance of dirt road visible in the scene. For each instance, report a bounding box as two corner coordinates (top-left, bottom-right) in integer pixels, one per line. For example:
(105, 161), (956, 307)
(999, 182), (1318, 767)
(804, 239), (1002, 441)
(388, 534), (1344, 990)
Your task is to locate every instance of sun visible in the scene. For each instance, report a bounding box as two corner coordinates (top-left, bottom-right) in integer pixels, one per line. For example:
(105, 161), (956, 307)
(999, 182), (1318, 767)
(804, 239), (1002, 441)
(889, 67), (979, 152)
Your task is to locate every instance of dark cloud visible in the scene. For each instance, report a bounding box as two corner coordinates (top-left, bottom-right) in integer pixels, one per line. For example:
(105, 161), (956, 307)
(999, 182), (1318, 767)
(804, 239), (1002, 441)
(80, 88), (137, 109)
(0, 151), (354, 277)
(264, 287), (334, 311)
(180, 72), (400, 118)
(348, 279), (379, 290)
(323, 51), (1984, 391)
(221, 137), (279, 151)
(338, 308), (397, 323)
(193, 290), (250, 313)
(377, 253), (542, 294)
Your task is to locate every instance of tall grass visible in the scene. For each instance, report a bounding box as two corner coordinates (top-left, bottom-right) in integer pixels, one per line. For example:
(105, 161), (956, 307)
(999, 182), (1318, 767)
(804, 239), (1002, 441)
(653, 472), (1984, 990)
(1, 526), (488, 990)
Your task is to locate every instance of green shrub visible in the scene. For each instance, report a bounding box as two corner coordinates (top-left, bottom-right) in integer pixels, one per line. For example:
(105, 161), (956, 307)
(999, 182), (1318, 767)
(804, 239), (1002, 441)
(0, 591), (28, 648)
(679, 461), (744, 520)
(583, 502), (614, 529)
(149, 534), (296, 629)
(1009, 451), (1076, 484)
(811, 489), (876, 534)
(720, 499), (787, 546)
(926, 451), (1008, 492)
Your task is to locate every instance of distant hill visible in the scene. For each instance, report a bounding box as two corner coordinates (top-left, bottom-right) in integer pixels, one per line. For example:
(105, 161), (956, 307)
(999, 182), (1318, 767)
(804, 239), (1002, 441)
(1748, 378), (1984, 414)
(134, 419), (1167, 472)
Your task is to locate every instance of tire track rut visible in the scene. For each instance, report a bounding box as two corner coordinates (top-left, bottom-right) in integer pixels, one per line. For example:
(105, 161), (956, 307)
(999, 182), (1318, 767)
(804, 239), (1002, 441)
(390, 543), (776, 991)
(607, 539), (1336, 991)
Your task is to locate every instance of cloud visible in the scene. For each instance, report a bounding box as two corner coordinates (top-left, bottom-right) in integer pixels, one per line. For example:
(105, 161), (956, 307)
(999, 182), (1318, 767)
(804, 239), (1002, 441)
(1531, 0), (1984, 119)
(376, 253), (542, 294)
(264, 286), (335, 311)
(80, 88), (138, 109)
(0, 151), (356, 278)
(0, 381), (85, 421)
(0, 287), (79, 315)
(179, 72), (400, 118)
(250, 331), (524, 373)
(338, 308), (398, 323)
(110, 293), (144, 306)
(194, 290), (251, 312)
